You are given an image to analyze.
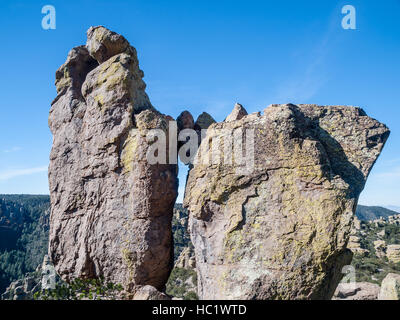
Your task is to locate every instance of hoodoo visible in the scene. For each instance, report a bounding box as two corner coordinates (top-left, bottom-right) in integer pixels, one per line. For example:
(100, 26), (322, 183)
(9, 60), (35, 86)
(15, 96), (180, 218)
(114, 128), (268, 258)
(48, 26), (178, 297)
(184, 103), (389, 299)
(48, 27), (390, 300)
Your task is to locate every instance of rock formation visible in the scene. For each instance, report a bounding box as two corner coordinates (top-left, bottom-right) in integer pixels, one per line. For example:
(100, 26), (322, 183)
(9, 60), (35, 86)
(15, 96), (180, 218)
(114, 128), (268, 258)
(347, 235), (369, 257)
(379, 273), (400, 300)
(1, 276), (38, 300)
(386, 245), (400, 264)
(48, 26), (178, 296)
(347, 217), (369, 256)
(133, 285), (171, 300)
(374, 240), (387, 259)
(1, 255), (57, 300)
(225, 103), (248, 122)
(194, 112), (216, 132)
(177, 111), (195, 132)
(333, 282), (380, 300)
(175, 246), (196, 269)
(49, 26), (390, 300)
(387, 214), (400, 225)
(184, 103), (389, 299)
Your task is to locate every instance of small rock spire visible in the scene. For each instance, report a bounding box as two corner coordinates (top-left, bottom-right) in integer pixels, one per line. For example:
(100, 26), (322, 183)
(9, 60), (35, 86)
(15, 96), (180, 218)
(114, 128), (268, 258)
(225, 103), (248, 122)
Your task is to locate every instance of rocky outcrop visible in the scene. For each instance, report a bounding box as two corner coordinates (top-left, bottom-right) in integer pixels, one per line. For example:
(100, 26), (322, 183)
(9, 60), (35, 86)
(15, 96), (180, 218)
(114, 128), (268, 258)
(194, 112), (216, 132)
(387, 214), (400, 225)
(1, 255), (57, 300)
(133, 285), (171, 300)
(348, 214), (400, 287)
(347, 217), (369, 256)
(175, 246), (196, 269)
(177, 111), (195, 131)
(225, 103), (248, 122)
(333, 282), (380, 300)
(386, 245), (400, 264)
(1, 276), (38, 300)
(184, 103), (389, 300)
(379, 273), (400, 300)
(347, 235), (369, 256)
(48, 26), (178, 296)
(374, 240), (387, 259)
(352, 216), (361, 230)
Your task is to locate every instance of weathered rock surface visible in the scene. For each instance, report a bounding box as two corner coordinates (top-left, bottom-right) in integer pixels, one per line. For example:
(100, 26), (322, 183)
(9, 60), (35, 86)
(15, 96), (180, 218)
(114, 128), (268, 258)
(374, 240), (387, 259)
(177, 111), (195, 131)
(347, 235), (369, 256)
(48, 26), (178, 295)
(225, 103), (248, 122)
(1, 277), (38, 300)
(379, 273), (400, 300)
(86, 26), (130, 64)
(387, 214), (400, 225)
(133, 285), (171, 300)
(386, 245), (400, 264)
(347, 217), (369, 256)
(184, 103), (389, 299)
(1, 255), (57, 300)
(332, 282), (380, 300)
(353, 216), (362, 230)
(194, 112), (216, 132)
(175, 246), (196, 269)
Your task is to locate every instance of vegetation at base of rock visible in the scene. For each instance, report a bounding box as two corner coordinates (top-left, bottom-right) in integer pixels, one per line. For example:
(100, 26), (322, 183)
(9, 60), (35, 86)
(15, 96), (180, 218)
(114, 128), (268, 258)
(0, 197), (192, 298)
(0, 198), (194, 299)
(166, 267), (198, 300)
(33, 277), (123, 300)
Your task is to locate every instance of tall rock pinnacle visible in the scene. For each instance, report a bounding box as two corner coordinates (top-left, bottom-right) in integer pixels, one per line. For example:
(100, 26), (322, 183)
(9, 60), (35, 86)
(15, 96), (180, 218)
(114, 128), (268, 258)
(184, 103), (389, 299)
(48, 26), (178, 296)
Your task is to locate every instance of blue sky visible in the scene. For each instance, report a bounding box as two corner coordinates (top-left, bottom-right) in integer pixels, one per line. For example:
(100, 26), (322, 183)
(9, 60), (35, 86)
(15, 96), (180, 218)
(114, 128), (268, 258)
(0, 0), (399, 207)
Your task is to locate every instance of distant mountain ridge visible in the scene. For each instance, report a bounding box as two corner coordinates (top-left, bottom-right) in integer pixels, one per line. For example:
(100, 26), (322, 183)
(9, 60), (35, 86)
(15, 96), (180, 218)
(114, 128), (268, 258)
(384, 206), (400, 213)
(356, 205), (399, 221)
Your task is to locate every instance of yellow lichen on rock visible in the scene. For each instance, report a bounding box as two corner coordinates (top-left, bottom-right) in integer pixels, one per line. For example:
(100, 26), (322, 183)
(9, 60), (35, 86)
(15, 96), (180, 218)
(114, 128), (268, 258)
(185, 103), (389, 300)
